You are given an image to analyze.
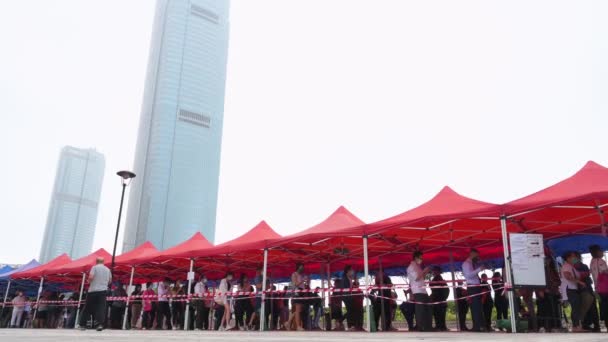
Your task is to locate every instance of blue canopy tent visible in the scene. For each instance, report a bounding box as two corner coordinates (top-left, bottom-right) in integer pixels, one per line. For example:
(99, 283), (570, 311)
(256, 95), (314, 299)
(546, 234), (608, 259)
(0, 259), (41, 301)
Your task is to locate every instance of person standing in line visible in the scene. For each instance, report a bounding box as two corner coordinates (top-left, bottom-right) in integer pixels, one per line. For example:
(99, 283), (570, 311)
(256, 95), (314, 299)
(10, 291), (26, 328)
(141, 282), (155, 330)
(110, 282), (127, 329)
(430, 266), (449, 331)
(455, 284), (469, 331)
(462, 249), (486, 332)
(194, 274), (209, 330)
(340, 265), (355, 330)
(371, 271), (393, 331)
(491, 271), (507, 324)
(480, 273), (494, 331)
(561, 251), (585, 332)
(129, 284), (143, 329)
(290, 263), (307, 331)
(156, 278), (172, 330)
(249, 266), (264, 330)
(79, 257), (112, 331)
(589, 245), (608, 330)
(215, 272), (234, 331)
(407, 251), (432, 332)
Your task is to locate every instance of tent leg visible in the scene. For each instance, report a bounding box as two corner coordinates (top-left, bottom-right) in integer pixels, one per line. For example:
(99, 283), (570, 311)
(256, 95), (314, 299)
(327, 263), (332, 330)
(260, 248), (268, 332)
(184, 258), (194, 331)
(32, 276), (45, 322)
(122, 266), (135, 330)
(449, 250), (460, 331)
(74, 273), (86, 328)
(501, 216), (517, 333)
(2, 279), (11, 311)
(378, 256), (384, 332)
(363, 236), (371, 332)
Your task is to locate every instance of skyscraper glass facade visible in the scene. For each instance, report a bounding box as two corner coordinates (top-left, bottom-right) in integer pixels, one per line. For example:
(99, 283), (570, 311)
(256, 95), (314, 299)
(123, 0), (229, 251)
(39, 146), (105, 263)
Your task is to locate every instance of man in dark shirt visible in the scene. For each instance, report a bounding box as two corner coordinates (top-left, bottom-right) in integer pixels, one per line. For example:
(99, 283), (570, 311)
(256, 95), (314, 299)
(430, 266), (449, 331)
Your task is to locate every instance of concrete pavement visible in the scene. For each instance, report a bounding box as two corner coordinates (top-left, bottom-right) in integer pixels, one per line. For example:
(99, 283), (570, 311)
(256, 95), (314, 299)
(0, 329), (607, 342)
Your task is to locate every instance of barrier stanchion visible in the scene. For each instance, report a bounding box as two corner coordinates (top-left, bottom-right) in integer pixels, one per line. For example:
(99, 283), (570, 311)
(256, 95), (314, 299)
(363, 235), (371, 332)
(184, 258), (194, 331)
(74, 272), (86, 328)
(259, 248), (269, 332)
(122, 266), (135, 330)
(501, 216), (517, 333)
(32, 276), (44, 322)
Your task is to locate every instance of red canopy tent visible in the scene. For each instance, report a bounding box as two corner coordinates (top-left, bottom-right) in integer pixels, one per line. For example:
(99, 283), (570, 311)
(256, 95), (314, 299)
(502, 161), (608, 239)
(263, 206), (369, 277)
(127, 232), (214, 281)
(166, 221), (282, 279)
(11, 254), (72, 280)
(112, 241), (159, 283)
(44, 249), (112, 284)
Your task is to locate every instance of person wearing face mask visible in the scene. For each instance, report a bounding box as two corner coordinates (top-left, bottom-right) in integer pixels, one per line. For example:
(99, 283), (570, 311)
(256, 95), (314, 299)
(561, 251), (585, 332)
(216, 272), (234, 331)
(407, 251), (432, 331)
(462, 248), (486, 332)
(290, 263), (307, 331)
(194, 274), (209, 330)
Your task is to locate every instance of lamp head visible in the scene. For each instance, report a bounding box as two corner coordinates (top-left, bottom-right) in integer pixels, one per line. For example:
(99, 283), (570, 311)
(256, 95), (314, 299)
(117, 170), (136, 185)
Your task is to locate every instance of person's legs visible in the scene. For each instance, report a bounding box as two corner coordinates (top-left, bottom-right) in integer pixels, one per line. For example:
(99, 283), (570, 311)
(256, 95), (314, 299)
(94, 292), (107, 329)
(223, 303), (231, 329)
(580, 291), (594, 328)
(10, 309), (23, 327)
(599, 294), (608, 329)
(202, 306), (210, 330)
(457, 299), (469, 330)
(468, 287), (483, 331)
(567, 290), (581, 329)
(434, 303), (447, 330)
(483, 299), (493, 330)
(413, 293), (430, 331)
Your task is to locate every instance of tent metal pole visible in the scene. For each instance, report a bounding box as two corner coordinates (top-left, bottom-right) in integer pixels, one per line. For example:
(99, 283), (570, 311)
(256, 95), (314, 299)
(32, 276), (44, 322)
(259, 248), (269, 332)
(74, 273), (86, 328)
(327, 263), (332, 330)
(122, 266), (135, 330)
(2, 279), (11, 311)
(449, 250), (460, 331)
(379, 256), (385, 332)
(501, 216), (517, 333)
(184, 258), (194, 331)
(363, 236), (371, 332)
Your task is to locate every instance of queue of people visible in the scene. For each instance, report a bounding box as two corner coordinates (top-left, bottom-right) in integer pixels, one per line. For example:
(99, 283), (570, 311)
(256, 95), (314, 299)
(2, 245), (608, 333)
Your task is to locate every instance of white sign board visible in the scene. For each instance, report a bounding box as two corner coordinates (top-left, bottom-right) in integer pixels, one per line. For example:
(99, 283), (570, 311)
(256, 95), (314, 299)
(509, 233), (546, 287)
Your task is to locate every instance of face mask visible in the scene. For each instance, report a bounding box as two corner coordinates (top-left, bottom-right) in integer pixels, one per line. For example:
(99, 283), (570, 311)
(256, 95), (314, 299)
(572, 258), (580, 264)
(472, 257), (479, 262)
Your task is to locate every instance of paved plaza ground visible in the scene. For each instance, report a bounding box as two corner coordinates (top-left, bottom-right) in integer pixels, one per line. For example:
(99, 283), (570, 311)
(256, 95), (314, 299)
(0, 329), (607, 342)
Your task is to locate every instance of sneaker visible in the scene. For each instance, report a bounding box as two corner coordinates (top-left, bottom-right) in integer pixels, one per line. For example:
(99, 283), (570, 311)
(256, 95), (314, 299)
(219, 326), (225, 331)
(96, 325), (103, 332)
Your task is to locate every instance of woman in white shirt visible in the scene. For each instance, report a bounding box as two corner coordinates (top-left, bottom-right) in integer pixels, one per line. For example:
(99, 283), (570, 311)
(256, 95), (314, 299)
(589, 245), (608, 328)
(215, 272), (233, 331)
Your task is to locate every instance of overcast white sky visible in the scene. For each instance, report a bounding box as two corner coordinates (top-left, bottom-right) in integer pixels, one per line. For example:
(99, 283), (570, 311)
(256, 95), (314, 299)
(0, 0), (607, 264)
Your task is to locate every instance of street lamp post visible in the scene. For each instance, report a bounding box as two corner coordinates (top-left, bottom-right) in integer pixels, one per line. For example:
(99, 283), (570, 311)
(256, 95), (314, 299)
(112, 170), (136, 272)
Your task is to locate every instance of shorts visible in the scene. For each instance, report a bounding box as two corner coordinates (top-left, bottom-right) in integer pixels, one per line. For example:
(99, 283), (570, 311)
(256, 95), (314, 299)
(36, 311), (48, 319)
(255, 295), (262, 311)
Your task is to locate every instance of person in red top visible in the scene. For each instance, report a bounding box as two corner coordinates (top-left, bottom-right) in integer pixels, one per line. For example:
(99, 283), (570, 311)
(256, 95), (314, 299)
(142, 282), (156, 330)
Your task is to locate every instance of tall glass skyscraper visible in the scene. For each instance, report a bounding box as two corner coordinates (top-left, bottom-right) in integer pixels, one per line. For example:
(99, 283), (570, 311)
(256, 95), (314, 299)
(123, 0), (230, 251)
(39, 146), (105, 263)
